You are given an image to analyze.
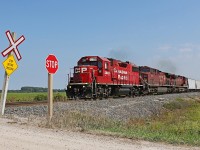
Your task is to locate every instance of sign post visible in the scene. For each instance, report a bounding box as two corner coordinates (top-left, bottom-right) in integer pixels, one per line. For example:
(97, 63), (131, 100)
(46, 54), (58, 121)
(0, 71), (10, 116)
(0, 31), (25, 116)
(48, 73), (53, 120)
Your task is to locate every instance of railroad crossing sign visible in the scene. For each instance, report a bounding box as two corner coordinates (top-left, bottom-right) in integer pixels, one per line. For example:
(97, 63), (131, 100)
(1, 30), (25, 61)
(46, 54), (58, 74)
(0, 31), (25, 116)
(2, 54), (18, 76)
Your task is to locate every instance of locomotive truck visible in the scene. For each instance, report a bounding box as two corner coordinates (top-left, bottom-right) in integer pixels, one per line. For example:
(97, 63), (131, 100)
(66, 56), (200, 99)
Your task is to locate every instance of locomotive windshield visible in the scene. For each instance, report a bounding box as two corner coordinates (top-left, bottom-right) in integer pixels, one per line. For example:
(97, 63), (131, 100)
(78, 61), (103, 68)
(79, 61), (98, 66)
(78, 57), (103, 70)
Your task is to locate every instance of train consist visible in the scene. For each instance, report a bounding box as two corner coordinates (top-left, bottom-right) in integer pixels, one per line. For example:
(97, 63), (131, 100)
(66, 56), (200, 99)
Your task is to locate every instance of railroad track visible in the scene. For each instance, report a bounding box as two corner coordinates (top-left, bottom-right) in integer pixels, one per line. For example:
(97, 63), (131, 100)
(6, 101), (48, 107)
(5, 92), (200, 107)
(5, 97), (121, 107)
(5, 99), (86, 107)
(2, 94), (180, 107)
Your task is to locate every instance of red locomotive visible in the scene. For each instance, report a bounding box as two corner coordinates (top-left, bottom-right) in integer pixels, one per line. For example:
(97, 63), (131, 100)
(139, 66), (188, 94)
(67, 56), (140, 99)
(66, 56), (189, 99)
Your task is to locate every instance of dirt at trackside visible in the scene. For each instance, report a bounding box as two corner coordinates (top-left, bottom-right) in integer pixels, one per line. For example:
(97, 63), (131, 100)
(0, 117), (199, 150)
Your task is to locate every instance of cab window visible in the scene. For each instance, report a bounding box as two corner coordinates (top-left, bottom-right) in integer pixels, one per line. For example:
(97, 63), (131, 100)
(132, 67), (139, 72)
(105, 62), (109, 70)
(98, 61), (102, 68)
(140, 67), (150, 72)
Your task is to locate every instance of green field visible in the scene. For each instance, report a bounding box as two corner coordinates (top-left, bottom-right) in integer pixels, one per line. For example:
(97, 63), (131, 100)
(1, 92), (67, 102)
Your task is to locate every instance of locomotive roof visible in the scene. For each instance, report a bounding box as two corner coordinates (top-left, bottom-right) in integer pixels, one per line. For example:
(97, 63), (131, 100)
(81, 56), (138, 66)
(99, 56), (110, 61)
(139, 66), (187, 78)
(107, 57), (138, 66)
(81, 56), (110, 62)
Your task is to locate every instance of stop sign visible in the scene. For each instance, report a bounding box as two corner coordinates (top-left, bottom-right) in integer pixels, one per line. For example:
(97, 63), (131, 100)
(46, 54), (58, 74)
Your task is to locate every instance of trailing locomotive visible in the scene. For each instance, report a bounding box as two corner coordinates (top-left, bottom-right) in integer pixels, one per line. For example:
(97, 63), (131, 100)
(66, 56), (199, 99)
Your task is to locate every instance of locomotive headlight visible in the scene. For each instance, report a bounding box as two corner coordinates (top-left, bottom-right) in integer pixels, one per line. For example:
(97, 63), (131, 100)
(69, 86), (71, 88)
(83, 85), (85, 88)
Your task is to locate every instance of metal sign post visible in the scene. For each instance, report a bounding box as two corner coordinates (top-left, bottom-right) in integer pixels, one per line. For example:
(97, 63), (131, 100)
(0, 72), (10, 116)
(0, 32), (15, 116)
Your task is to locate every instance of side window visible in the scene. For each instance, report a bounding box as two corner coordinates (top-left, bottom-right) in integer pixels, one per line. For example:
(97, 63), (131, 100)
(98, 61), (102, 69)
(150, 69), (155, 74)
(132, 67), (139, 72)
(105, 62), (109, 70)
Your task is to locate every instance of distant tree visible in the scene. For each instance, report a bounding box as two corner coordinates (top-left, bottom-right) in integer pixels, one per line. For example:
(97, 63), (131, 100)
(20, 86), (64, 92)
(21, 86), (48, 92)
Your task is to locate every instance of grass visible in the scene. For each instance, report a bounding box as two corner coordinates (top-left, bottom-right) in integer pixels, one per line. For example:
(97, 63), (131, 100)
(1, 92), (67, 102)
(46, 97), (200, 146)
(4, 92), (200, 146)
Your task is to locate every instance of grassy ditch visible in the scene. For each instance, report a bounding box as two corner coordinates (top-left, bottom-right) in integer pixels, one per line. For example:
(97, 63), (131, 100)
(46, 97), (200, 146)
(3, 92), (67, 102)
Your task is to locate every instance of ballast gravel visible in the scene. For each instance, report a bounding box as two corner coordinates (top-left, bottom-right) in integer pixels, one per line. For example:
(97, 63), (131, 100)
(5, 92), (200, 121)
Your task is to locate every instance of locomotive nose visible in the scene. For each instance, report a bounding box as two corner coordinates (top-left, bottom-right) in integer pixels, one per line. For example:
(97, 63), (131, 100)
(73, 66), (97, 83)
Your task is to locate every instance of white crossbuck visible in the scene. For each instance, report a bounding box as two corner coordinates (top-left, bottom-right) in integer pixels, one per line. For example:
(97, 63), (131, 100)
(1, 30), (25, 61)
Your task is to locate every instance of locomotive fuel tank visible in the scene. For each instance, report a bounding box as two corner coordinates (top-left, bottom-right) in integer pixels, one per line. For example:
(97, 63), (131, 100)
(115, 85), (132, 96)
(115, 88), (130, 96)
(157, 87), (168, 93)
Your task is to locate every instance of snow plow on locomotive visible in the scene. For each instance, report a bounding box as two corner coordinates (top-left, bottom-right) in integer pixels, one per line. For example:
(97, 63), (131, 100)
(66, 56), (199, 99)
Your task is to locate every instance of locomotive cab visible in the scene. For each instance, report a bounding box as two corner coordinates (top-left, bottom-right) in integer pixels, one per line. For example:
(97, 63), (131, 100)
(67, 56), (111, 99)
(73, 56), (99, 83)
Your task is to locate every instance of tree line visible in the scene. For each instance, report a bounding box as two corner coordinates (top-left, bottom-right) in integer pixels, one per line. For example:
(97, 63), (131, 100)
(6, 86), (65, 93)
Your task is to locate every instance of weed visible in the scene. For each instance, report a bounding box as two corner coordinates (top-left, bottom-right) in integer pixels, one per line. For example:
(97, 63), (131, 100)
(54, 93), (67, 102)
(43, 97), (200, 146)
(163, 98), (194, 110)
(34, 94), (47, 101)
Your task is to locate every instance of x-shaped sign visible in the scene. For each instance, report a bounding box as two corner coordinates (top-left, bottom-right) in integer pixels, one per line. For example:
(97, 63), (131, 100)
(1, 30), (25, 61)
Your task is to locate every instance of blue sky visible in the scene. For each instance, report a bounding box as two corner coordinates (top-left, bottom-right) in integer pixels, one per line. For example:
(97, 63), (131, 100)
(0, 0), (200, 89)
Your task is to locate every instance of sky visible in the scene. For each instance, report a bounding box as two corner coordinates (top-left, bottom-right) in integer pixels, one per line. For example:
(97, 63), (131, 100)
(0, 0), (200, 90)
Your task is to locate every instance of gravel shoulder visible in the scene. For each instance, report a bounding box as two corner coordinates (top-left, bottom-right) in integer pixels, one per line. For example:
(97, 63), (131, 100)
(5, 92), (200, 121)
(0, 117), (199, 150)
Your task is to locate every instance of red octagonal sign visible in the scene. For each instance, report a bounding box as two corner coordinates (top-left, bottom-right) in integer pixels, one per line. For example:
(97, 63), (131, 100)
(46, 54), (58, 74)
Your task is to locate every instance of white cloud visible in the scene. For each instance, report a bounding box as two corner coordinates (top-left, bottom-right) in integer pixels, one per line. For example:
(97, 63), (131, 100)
(178, 43), (200, 53)
(179, 47), (192, 52)
(152, 43), (200, 80)
(158, 45), (172, 51)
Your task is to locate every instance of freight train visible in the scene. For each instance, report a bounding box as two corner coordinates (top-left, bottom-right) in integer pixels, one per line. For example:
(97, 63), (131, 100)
(66, 56), (200, 99)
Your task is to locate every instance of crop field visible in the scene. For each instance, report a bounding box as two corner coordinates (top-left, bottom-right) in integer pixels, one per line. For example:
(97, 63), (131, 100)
(1, 92), (67, 102)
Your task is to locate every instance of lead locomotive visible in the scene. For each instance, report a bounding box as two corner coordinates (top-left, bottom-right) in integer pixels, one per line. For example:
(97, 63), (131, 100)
(66, 56), (199, 99)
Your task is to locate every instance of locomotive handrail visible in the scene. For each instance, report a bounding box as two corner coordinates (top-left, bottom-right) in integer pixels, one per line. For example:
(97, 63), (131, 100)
(139, 75), (149, 85)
